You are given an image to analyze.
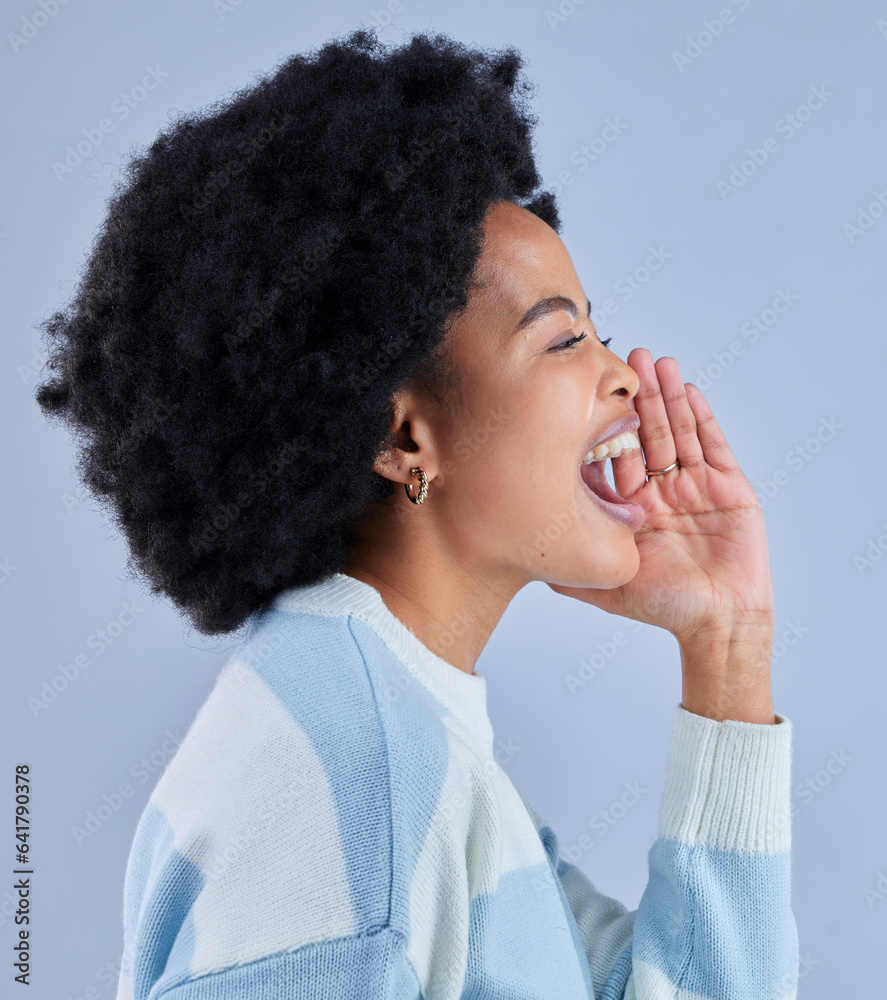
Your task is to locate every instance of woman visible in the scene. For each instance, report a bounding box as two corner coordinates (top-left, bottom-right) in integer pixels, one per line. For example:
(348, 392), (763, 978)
(35, 26), (797, 999)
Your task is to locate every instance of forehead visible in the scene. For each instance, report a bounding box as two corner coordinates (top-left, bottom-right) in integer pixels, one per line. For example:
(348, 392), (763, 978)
(473, 200), (578, 322)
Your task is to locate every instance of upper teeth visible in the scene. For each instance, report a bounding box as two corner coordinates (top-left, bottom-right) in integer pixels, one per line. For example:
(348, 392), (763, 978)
(581, 431), (641, 464)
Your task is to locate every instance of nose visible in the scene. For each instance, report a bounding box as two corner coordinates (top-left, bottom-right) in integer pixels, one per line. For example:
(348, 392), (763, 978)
(599, 352), (639, 401)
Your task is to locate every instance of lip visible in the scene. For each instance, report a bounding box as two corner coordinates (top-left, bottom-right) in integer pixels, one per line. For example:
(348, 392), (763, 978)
(579, 462), (646, 530)
(580, 411), (641, 463)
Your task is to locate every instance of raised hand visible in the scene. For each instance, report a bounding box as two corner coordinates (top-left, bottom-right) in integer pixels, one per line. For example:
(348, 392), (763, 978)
(549, 348), (774, 648)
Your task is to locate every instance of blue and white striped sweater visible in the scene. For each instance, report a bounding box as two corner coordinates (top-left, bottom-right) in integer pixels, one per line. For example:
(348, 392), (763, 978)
(116, 571), (798, 999)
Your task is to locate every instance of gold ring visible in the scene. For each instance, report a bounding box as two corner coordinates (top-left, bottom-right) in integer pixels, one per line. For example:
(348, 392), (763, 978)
(645, 459), (680, 477)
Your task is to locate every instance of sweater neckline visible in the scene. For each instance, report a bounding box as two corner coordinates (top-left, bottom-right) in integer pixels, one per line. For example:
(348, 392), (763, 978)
(271, 571), (494, 754)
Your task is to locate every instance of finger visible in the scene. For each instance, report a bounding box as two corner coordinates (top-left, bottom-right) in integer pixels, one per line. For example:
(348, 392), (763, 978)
(684, 383), (740, 472)
(610, 392), (646, 497)
(626, 348), (676, 473)
(653, 357), (705, 471)
(611, 426), (647, 498)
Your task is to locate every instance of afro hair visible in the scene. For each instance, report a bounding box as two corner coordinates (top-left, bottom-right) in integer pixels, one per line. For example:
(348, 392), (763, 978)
(34, 26), (561, 636)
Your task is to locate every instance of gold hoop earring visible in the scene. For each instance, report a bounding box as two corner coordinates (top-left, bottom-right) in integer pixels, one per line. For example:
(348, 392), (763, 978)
(404, 466), (429, 504)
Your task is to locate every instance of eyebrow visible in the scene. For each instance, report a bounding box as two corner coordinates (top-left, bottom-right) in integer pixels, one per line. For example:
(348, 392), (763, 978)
(514, 294), (592, 334)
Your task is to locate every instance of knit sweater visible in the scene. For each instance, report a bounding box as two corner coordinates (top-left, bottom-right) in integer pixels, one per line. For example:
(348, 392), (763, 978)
(115, 571), (798, 1000)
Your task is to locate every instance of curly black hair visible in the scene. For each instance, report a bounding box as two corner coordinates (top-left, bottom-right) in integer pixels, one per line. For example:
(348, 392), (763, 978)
(34, 26), (561, 635)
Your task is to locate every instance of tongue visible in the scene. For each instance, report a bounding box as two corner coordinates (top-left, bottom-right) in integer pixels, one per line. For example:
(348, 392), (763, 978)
(580, 459), (630, 505)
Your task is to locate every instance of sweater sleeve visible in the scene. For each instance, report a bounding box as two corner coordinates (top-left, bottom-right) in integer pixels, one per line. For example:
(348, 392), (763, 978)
(534, 704), (798, 1000)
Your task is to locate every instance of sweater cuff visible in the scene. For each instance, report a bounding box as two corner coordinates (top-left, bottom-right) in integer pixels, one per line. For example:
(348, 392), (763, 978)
(658, 704), (793, 855)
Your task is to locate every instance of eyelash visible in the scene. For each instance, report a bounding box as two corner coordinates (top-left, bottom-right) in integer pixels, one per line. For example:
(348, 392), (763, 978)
(549, 332), (612, 352)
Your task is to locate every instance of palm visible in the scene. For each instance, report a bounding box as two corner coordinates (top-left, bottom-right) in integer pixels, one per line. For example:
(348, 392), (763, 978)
(548, 350), (774, 642)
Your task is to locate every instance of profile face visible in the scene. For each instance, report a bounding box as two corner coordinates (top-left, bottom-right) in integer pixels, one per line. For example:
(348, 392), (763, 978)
(398, 197), (646, 592)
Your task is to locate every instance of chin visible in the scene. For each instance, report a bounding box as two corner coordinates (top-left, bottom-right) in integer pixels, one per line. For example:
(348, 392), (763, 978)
(549, 541), (640, 591)
(591, 536), (641, 588)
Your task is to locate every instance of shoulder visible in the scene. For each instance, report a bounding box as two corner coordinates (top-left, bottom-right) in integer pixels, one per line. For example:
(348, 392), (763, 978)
(122, 604), (455, 993)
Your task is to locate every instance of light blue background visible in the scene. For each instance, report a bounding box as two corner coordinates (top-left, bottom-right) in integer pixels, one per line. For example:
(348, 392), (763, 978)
(2, 1), (885, 996)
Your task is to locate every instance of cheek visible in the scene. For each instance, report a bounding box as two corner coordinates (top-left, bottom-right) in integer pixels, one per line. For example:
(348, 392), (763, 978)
(435, 422), (549, 529)
(438, 425), (639, 584)
(461, 432), (574, 538)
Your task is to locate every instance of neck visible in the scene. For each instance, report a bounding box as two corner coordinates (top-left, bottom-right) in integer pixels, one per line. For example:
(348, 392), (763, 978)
(343, 500), (527, 674)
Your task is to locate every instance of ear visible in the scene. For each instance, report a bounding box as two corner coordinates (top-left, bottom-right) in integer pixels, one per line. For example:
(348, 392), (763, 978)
(371, 389), (439, 485)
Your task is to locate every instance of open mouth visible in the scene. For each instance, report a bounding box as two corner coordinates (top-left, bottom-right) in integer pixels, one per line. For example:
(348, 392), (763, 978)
(579, 457), (645, 529)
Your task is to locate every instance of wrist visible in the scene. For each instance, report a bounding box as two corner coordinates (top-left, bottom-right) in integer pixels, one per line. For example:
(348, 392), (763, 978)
(673, 607), (775, 649)
(677, 620), (776, 724)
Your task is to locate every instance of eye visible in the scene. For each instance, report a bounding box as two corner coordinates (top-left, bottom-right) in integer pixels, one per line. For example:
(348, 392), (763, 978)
(549, 332), (587, 352)
(548, 332), (613, 352)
